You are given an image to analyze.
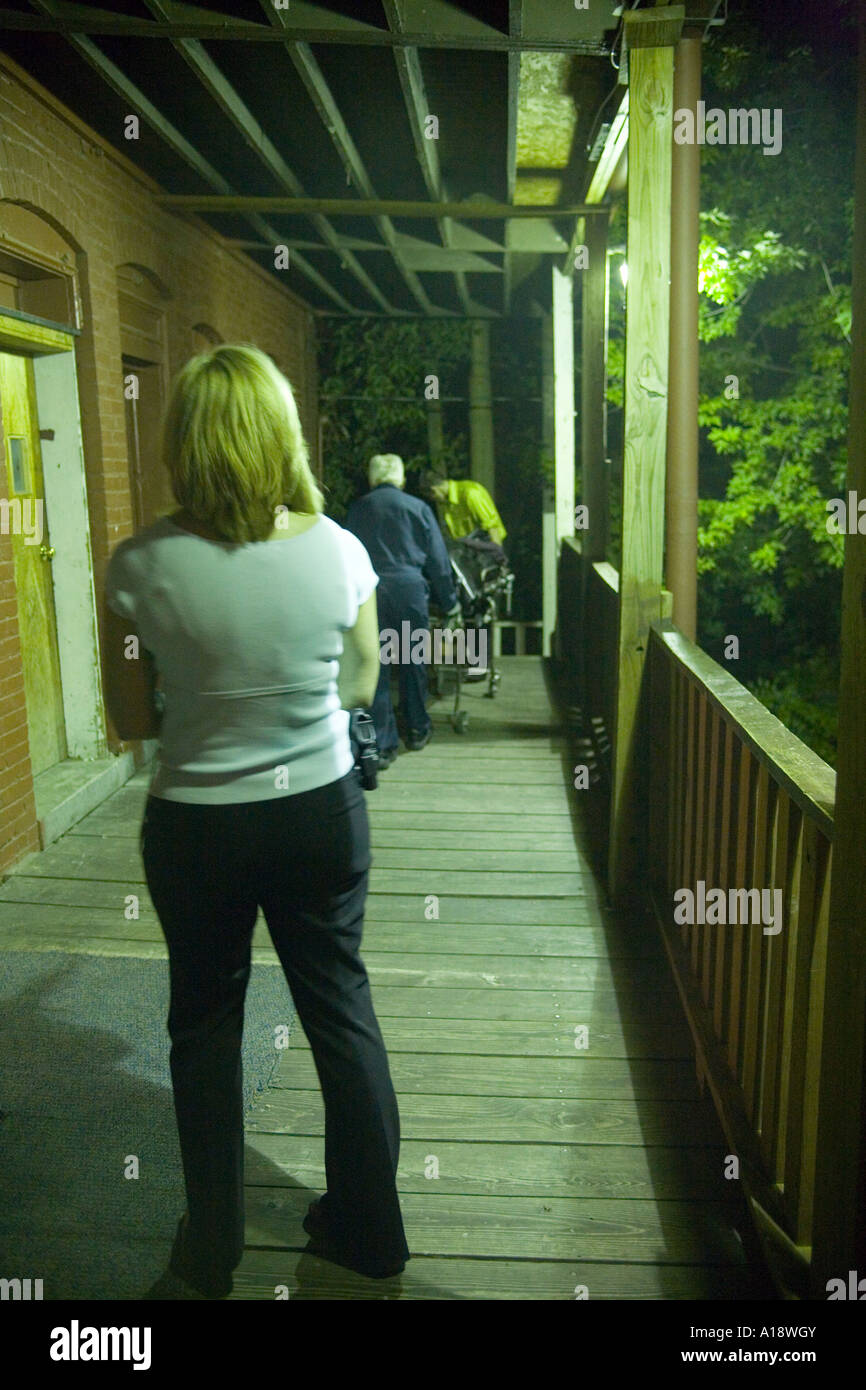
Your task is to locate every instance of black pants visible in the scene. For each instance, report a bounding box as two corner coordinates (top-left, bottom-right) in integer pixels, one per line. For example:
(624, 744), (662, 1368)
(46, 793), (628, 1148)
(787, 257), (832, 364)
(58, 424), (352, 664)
(373, 572), (432, 752)
(141, 769), (408, 1296)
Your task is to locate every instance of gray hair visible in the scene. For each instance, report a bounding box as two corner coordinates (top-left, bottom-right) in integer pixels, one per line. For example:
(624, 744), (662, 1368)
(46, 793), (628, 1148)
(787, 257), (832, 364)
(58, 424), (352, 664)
(368, 453), (405, 488)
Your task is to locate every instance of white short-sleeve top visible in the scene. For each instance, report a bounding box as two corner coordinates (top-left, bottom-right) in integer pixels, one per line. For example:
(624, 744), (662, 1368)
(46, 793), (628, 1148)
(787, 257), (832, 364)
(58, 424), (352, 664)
(104, 514), (378, 803)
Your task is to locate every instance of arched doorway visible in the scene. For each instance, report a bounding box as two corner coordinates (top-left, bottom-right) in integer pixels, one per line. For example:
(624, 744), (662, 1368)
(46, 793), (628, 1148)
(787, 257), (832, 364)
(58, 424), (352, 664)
(117, 263), (172, 530)
(0, 202), (82, 776)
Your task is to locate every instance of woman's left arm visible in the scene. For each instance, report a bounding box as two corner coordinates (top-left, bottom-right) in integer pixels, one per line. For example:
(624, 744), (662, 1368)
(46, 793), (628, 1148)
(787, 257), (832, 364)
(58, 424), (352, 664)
(102, 602), (162, 740)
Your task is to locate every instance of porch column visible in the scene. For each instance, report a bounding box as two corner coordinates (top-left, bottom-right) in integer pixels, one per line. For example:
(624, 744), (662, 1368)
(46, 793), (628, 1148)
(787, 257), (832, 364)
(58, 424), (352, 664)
(468, 320), (495, 494)
(552, 265), (575, 550)
(811, 0), (866, 1290)
(665, 32), (701, 642)
(552, 265), (575, 664)
(581, 211), (610, 565)
(609, 6), (682, 904)
(541, 310), (556, 657)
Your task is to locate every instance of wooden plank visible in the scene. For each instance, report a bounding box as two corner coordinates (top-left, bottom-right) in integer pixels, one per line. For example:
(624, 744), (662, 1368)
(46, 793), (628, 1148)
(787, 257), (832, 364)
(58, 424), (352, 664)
(608, 37), (674, 903)
(360, 952), (675, 992)
(248, 1090), (722, 1146)
(243, 1189), (746, 1265)
(245, 1134), (731, 1201)
(0, 879), (612, 925)
(277, 1049), (700, 1101)
(70, 820), (588, 851)
(230, 1249), (750, 1301)
(289, 1016), (692, 1059)
(0, 905), (663, 960)
(363, 985), (681, 1022)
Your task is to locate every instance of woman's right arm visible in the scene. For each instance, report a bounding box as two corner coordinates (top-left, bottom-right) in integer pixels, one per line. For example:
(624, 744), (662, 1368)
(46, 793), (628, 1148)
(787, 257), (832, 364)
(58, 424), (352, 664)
(339, 591), (381, 709)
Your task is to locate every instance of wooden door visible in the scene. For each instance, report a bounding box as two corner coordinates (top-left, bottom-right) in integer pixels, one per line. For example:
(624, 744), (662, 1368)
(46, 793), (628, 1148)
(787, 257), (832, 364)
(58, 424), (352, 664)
(0, 350), (67, 774)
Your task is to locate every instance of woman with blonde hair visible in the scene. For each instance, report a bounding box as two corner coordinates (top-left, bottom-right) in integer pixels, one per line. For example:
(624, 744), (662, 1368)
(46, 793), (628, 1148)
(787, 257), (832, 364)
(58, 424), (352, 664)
(103, 344), (409, 1297)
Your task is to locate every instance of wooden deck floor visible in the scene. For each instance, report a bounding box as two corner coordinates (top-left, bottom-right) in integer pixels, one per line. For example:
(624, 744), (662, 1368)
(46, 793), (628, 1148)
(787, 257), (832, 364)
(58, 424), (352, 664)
(0, 657), (769, 1299)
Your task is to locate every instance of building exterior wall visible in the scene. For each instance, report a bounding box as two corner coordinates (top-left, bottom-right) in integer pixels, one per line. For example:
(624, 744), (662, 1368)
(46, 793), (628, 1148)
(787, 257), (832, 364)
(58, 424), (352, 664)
(0, 53), (318, 874)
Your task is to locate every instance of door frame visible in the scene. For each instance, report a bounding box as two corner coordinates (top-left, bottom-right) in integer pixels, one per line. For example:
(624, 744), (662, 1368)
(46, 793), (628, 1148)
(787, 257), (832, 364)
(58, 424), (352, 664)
(0, 309), (105, 759)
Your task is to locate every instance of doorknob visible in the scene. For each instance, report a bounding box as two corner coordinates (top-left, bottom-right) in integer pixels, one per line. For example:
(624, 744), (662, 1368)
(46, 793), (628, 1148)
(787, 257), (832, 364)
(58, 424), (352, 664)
(39, 545), (55, 561)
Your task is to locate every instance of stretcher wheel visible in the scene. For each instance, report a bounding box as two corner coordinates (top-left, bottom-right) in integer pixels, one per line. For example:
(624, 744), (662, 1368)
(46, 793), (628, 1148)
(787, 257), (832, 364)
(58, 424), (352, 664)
(453, 711), (469, 733)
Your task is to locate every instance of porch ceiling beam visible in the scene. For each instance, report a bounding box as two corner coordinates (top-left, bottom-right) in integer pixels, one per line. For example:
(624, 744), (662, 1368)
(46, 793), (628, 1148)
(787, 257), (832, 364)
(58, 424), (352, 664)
(503, 0), (522, 314)
(562, 90), (629, 277)
(259, 2), (439, 315)
(154, 197), (609, 218)
(0, 2), (611, 54)
(26, 0), (358, 313)
(143, 0), (396, 314)
(381, 0), (473, 315)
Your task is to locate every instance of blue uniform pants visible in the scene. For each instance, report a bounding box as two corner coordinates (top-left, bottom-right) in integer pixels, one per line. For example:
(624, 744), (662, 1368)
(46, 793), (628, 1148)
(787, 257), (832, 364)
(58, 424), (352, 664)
(373, 572), (432, 752)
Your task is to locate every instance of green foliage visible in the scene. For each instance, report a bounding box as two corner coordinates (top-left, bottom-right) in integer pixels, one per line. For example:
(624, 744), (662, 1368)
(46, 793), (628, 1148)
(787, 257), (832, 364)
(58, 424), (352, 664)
(317, 319), (471, 519)
(316, 316), (547, 619)
(602, 6), (855, 764)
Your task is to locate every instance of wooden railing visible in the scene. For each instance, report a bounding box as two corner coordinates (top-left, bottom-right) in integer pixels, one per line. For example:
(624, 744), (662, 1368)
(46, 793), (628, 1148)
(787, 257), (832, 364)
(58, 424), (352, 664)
(558, 536), (620, 780)
(647, 621), (836, 1292)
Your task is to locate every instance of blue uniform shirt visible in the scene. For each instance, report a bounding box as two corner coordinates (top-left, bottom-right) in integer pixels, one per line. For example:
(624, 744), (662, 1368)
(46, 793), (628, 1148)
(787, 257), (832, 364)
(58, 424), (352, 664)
(345, 484), (458, 612)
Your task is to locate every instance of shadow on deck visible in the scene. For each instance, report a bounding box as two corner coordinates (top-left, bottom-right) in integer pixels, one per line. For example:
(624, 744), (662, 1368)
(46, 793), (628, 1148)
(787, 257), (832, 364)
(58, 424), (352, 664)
(241, 656), (776, 1299)
(0, 657), (776, 1299)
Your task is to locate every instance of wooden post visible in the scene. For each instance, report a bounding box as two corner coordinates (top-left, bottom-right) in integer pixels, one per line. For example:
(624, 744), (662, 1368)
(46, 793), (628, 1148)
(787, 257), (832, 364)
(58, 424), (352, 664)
(426, 401), (444, 469)
(666, 32), (701, 642)
(541, 310), (556, 657)
(608, 10), (681, 904)
(581, 212), (610, 566)
(810, 0), (866, 1292)
(469, 320), (495, 495)
(552, 265), (575, 550)
(552, 266), (575, 669)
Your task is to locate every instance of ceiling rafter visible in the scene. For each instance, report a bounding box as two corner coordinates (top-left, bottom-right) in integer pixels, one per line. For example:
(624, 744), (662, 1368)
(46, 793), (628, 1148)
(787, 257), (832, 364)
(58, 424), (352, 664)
(155, 197), (608, 218)
(142, 0), (396, 314)
(382, 0), (495, 318)
(25, 0), (359, 312)
(0, 1), (612, 54)
(260, 1), (446, 317)
(503, 0), (521, 314)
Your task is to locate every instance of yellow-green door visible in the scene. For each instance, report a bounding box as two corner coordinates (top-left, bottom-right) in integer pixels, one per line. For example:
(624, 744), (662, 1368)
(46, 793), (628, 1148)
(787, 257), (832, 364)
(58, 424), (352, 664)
(0, 350), (67, 774)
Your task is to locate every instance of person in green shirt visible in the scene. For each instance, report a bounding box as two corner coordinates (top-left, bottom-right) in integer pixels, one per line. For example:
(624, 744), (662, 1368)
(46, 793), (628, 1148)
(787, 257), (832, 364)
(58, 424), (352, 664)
(421, 474), (506, 546)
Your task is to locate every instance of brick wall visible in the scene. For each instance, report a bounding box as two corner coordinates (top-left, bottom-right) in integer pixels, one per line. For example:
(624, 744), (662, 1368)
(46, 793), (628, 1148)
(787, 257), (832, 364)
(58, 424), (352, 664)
(0, 53), (319, 874)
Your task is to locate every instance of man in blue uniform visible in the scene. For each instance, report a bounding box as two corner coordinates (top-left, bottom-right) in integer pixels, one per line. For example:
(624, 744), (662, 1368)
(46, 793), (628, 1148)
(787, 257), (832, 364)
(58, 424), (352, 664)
(346, 454), (459, 764)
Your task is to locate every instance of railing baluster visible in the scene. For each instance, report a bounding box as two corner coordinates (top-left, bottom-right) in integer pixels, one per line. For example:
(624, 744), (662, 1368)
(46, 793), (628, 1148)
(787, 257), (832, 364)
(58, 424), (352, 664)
(728, 744), (753, 1077)
(692, 688), (708, 974)
(713, 721), (736, 1041)
(682, 681), (697, 952)
(757, 790), (793, 1177)
(778, 816), (820, 1232)
(796, 840), (833, 1244)
(741, 764), (772, 1118)
(702, 705), (722, 1007)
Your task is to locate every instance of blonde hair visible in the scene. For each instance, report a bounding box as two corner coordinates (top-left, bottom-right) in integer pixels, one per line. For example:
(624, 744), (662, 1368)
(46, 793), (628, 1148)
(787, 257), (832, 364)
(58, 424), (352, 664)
(162, 343), (322, 543)
(368, 453), (405, 488)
